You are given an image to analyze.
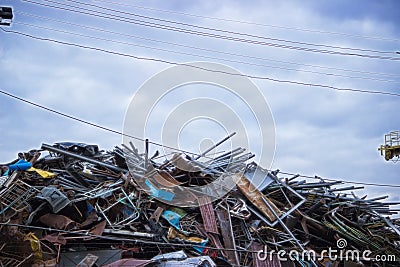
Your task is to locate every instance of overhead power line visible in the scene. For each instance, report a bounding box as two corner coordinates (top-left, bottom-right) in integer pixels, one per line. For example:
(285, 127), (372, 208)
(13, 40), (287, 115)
(92, 0), (400, 43)
(16, 11), (399, 79)
(51, 0), (396, 55)
(0, 89), (207, 157)
(14, 21), (400, 84)
(22, 0), (400, 61)
(2, 27), (399, 97)
(1, 89), (400, 189)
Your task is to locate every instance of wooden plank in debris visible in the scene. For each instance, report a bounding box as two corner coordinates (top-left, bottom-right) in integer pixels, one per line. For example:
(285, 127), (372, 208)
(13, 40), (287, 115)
(235, 173), (282, 222)
(198, 196), (219, 234)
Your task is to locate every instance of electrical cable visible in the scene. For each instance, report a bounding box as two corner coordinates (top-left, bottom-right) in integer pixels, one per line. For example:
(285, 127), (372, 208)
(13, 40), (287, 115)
(2, 27), (399, 97)
(92, 0), (400, 43)
(21, 0), (400, 61)
(14, 21), (400, 84)
(16, 11), (399, 79)
(0, 89), (210, 158)
(50, 0), (397, 55)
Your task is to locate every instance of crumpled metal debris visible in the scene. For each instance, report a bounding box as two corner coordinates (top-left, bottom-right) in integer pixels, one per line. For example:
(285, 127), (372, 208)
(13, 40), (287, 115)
(0, 141), (399, 267)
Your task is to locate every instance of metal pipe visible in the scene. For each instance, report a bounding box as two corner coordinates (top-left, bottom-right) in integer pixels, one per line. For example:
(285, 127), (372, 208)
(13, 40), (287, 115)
(292, 181), (342, 189)
(145, 138), (149, 169)
(212, 147), (244, 161)
(193, 132), (236, 160)
(329, 186), (364, 192)
(42, 143), (127, 173)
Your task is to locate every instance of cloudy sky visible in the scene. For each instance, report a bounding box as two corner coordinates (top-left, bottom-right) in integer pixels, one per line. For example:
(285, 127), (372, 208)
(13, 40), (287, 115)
(1, 1), (399, 207)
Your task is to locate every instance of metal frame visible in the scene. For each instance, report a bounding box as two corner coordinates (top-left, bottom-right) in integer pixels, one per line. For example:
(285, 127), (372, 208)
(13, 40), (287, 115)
(0, 180), (40, 216)
(95, 187), (140, 229)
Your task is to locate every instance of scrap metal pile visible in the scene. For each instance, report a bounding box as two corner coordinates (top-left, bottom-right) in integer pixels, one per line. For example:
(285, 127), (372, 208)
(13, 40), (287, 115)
(0, 141), (399, 266)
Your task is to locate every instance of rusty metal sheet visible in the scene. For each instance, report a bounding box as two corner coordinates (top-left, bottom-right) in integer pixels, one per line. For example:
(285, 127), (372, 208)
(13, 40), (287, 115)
(39, 213), (77, 230)
(80, 210), (99, 227)
(150, 206), (164, 223)
(195, 224), (227, 258)
(89, 220), (107, 236)
(153, 171), (184, 188)
(216, 208), (239, 266)
(251, 241), (289, 267)
(208, 233), (228, 258)
(198, 196), (219, 234)
(235, 173), (282, 222)
(251, 241), (268, 267)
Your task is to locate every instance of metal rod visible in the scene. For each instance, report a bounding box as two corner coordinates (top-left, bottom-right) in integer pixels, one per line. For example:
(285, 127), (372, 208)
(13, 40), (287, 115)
(261, 197), (318, 267)
(145, 138), (149, 169)
(193, 132), (236, 160)
(329, 186), (364, 192)
(42, 143), (127, 173)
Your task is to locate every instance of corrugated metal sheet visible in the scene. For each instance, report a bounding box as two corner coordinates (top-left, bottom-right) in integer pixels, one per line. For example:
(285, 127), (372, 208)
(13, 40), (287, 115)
(198, 196), (219, 234)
